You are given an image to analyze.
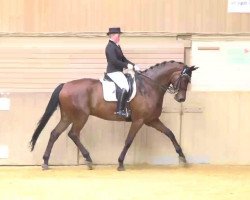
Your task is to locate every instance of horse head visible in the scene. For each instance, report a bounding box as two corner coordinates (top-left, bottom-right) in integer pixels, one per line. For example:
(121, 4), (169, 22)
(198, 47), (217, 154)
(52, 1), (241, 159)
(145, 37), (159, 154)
(170, 65), (198, 102)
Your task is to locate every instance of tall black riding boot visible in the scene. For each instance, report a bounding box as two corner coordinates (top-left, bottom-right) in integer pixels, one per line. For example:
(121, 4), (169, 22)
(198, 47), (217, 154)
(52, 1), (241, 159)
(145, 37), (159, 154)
(115, 89), (129, 118)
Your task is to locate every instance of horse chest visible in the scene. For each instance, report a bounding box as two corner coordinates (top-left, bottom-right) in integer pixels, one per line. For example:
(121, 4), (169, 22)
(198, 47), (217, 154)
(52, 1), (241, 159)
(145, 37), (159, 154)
(142, 100), (162, 117)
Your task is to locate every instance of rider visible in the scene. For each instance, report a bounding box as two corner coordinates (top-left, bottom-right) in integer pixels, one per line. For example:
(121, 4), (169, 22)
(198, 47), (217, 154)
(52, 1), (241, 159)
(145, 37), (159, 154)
(105, 27), (139, 118)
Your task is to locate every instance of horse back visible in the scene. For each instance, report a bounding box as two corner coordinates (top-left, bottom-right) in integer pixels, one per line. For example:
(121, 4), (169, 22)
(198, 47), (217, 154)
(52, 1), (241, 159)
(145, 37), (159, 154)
(61, 78), (100, 94)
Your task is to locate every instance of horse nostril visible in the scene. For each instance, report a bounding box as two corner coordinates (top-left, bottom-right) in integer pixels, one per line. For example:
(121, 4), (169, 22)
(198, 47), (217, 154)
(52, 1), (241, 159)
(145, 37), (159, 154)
(179, 98), (185, 102)
(174, 94), (186, 103)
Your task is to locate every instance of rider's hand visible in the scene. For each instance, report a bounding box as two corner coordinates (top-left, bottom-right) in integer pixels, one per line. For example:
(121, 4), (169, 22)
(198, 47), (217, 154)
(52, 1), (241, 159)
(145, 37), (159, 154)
(127, 63), (134, 70)
(134, 65), (140, 71)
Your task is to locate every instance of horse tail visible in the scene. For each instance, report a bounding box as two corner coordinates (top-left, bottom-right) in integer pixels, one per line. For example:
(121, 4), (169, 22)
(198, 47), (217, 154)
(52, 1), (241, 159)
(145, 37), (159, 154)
(30, 83), (64, 151)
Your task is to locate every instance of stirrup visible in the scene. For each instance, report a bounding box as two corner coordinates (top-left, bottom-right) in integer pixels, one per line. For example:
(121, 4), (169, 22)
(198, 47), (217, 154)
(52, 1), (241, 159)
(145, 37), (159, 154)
(115, 110), (130, 118)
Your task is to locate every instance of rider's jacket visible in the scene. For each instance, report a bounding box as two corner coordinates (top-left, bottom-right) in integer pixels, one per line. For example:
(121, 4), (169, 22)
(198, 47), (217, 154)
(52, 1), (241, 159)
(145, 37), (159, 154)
(105, 40), (134, 73)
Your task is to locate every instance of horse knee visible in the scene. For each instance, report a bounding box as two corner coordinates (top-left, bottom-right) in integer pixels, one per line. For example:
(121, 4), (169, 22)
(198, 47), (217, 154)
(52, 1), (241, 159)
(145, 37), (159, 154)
(68, 131), (74, 139)
(50, 130), (60, 141)
(68, 131), (78, 140)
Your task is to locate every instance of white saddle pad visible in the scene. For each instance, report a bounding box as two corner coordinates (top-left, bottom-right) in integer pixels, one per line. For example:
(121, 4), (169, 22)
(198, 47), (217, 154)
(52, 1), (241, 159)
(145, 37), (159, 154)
(100, 78), (137, 102)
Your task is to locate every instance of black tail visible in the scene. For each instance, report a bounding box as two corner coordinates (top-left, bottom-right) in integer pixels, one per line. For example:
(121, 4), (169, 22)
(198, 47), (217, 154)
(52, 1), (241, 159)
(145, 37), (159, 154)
(30, 83), (64, 151)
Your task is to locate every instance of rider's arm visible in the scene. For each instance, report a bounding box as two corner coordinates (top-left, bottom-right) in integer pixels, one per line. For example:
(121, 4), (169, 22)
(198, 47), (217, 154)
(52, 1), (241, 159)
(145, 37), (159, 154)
(121, 54), (134, 66)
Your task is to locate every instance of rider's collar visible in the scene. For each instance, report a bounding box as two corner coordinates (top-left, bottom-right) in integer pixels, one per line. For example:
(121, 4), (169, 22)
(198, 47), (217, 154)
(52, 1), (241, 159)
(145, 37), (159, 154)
(109, 39), (119, 46)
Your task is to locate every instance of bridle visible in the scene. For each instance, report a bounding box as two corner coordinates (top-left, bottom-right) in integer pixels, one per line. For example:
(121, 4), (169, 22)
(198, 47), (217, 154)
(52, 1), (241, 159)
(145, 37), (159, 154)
(137, 66), (191, 94)
(166, 68), (191, 94)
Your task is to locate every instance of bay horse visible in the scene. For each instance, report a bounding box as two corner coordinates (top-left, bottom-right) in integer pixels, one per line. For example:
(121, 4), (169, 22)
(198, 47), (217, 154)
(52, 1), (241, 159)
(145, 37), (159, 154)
(30, 60), (198, 171)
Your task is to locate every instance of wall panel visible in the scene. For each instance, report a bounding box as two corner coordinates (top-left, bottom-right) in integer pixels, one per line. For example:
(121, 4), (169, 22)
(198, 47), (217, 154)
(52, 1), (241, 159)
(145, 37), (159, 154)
(0, 36), (184, 92)
(182, 91), (250, 165)
(2, 91), (250, 165)
(0, 93), (77, 165)
(0, 0), (249, 34)
(191, 39), (250, 91)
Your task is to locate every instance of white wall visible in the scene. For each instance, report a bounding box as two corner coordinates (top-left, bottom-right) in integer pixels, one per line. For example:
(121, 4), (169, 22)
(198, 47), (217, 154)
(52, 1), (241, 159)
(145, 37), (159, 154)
(191, 38), (250, 91)
(180, 37), (250, 165)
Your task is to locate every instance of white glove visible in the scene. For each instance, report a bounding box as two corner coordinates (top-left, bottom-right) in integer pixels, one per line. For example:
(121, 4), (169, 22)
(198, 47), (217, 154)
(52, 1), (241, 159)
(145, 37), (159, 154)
(134, 65), (140, 71)
(127, 63), (134, 70)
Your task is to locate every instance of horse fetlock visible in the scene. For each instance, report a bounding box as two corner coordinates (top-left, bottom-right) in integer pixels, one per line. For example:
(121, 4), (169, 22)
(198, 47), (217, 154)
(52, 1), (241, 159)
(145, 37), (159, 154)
(84, 153), (92, 162)
(176, 147), (183, 155)
(179, 155), (187, 164)
(117, 163), (125, 171)
(118, 157), (124, 164)
(85, 161), (93, 170)
(43, 155), (49, 163)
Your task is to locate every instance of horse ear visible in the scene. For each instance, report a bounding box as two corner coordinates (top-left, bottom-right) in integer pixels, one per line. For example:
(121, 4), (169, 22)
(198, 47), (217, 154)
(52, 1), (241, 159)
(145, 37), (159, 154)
(190, 65), (199, 71)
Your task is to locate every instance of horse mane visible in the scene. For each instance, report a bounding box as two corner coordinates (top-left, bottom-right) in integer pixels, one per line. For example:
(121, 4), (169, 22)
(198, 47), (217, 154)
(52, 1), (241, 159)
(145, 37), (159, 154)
(141, 60), (184, 73)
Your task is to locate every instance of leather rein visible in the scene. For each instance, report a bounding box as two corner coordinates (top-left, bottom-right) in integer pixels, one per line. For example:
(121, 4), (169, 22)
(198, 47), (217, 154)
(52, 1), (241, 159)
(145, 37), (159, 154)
(136, 68), (191, 94)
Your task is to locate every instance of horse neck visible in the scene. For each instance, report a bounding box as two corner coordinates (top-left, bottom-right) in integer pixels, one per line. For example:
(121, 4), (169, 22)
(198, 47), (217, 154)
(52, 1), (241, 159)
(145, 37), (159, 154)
(145, 63), (182, 87)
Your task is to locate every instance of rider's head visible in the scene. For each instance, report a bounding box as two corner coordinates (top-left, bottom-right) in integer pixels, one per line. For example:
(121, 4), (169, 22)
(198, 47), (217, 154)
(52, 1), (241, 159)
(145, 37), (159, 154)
(109, 33), (120, 44)
(107, 27), (122, 44)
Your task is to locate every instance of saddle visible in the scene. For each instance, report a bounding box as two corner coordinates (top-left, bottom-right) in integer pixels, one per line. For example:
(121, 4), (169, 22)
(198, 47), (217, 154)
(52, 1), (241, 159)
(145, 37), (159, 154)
(100, 73), (137, 102)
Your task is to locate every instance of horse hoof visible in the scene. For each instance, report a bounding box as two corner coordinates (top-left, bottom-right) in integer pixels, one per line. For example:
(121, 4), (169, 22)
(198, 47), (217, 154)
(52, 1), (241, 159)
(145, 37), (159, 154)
(179, 156), (188, 167)
(86, 161), (93, 170)
(117, 166), (125, 171)
(42, 164), (49, 170)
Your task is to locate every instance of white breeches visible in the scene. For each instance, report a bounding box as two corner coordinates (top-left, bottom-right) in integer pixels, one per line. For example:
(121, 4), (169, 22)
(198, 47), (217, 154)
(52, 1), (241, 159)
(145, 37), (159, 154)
(107, 72), (129, 92)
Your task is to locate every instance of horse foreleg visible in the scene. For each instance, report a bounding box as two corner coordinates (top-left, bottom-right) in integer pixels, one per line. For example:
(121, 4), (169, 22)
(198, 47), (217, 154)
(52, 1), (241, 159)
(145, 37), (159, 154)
(68, 119), (93, 170)
(118, 120), (144, 171)
(146, 118), (187, 165)
(42, 120), (71, 170)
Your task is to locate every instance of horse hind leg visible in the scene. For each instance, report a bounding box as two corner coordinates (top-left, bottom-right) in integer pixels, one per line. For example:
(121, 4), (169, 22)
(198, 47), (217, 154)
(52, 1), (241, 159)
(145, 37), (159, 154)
(42, 119), (71, 170)
(68, 116), (93, 170)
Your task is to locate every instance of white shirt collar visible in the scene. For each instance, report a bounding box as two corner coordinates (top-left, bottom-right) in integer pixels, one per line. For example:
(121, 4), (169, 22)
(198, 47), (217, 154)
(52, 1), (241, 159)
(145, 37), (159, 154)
(109, 39), (119, 46)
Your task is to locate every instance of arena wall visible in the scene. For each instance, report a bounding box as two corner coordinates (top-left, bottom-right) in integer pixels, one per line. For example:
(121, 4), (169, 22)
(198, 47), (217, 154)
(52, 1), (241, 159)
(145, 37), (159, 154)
(0, 0), (249, 34)
(0, 0), (250, 165)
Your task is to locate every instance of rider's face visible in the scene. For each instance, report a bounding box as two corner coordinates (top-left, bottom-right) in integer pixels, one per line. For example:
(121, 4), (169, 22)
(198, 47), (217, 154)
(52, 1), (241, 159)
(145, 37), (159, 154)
(111, 34), (120, 44)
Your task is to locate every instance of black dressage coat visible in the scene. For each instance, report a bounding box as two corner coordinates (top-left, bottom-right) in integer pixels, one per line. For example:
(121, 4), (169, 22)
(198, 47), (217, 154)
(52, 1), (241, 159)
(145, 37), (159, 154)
(105, 40), (134, 73)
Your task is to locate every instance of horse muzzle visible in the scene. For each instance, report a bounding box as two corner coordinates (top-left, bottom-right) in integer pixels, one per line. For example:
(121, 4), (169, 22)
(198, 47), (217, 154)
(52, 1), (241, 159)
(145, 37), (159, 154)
(174, 92), (186, 103)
